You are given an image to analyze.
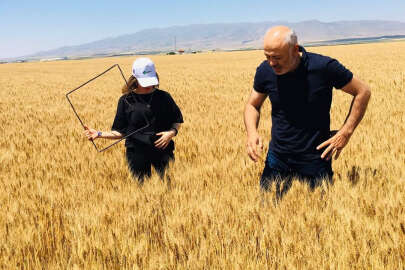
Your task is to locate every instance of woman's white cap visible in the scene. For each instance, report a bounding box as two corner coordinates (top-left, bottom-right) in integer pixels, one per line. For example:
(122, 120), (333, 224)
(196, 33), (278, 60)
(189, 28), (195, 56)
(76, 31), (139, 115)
(132, 57), (159, 87)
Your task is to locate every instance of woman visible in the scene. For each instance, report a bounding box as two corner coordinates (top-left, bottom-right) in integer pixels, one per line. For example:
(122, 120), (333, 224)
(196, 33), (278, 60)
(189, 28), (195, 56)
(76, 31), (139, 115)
(84, 57), (183, 183)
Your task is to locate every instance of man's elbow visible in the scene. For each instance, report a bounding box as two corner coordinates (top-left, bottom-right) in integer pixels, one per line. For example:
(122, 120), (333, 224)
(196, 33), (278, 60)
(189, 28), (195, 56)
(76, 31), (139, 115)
(362, 85), (371, 102)
(245, 102), (261, 114)
(355, 81), (371, 101)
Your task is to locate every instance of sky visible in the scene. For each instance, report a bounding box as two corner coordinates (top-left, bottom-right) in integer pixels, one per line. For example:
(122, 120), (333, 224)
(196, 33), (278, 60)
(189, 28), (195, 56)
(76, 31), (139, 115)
(1, 0), (404, 59)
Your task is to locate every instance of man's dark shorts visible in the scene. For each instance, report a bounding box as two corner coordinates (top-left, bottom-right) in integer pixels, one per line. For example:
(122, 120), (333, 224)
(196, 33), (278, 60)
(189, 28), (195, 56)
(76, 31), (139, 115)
(260, 150), (333, 191)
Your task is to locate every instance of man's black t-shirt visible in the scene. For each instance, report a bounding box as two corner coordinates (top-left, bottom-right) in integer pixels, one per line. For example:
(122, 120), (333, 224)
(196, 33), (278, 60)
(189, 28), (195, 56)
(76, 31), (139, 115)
(253, 46), (353, 159)
(111, 89), (183, 151)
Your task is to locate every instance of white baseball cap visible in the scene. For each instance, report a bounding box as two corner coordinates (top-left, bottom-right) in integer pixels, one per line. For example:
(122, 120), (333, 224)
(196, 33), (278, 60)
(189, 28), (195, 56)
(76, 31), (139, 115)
(132, 57), (159, 87)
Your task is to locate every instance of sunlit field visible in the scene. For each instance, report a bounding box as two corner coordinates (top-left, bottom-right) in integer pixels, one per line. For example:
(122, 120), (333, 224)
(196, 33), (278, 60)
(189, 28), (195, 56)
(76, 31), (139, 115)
(0, 41), (404, 269)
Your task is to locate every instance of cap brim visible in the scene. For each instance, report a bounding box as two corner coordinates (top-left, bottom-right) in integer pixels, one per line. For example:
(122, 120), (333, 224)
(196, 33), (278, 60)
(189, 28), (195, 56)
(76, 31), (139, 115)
(137, 77), (159, 87)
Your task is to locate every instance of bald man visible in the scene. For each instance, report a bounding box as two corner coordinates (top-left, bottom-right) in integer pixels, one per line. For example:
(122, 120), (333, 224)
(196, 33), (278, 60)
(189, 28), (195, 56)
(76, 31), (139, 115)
(244, 26), (371, 193)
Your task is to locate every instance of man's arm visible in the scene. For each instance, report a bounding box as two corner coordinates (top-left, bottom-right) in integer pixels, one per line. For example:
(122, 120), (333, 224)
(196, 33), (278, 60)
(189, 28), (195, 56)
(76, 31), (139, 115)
(317, 76), (371, 160)
(244, 89), (268, 162)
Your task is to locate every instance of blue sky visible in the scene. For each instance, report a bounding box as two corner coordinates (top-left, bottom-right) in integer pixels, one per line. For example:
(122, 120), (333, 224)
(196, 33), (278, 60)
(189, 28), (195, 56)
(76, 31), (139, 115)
(1, 0), (404, 58)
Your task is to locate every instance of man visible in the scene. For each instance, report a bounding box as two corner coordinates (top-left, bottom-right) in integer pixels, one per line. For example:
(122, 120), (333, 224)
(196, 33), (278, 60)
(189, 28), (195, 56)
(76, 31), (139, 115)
(244, 26), (371, 194)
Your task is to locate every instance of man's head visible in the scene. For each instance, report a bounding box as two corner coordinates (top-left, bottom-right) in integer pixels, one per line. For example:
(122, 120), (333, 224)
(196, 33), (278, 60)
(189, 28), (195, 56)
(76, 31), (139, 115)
(263, 26), (300, 75)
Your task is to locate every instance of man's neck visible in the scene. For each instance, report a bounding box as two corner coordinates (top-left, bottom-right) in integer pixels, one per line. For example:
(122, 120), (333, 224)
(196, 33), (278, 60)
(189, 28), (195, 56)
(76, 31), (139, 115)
(289, 55), (302, 73)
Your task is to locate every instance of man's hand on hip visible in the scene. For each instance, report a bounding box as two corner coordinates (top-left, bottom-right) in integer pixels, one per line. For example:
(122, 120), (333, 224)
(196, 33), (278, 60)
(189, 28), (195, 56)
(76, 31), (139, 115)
(316, 129), (352, 160)
(247, 132), (263, 162)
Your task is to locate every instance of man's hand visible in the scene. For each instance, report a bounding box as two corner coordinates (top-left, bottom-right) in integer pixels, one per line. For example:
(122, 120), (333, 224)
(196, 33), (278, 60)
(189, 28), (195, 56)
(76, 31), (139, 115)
(247, 132), (263, 162)
(316, 129), (351, 160)
(244, 89), (267, 162)
(83, 125), (98, 141)
(154, 130), (176, 149)
(317, 76), (371, 161)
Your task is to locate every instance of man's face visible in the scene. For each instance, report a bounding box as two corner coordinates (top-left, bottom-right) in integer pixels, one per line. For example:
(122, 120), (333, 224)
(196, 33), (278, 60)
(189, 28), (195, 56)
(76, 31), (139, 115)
(264, 44), (298, 75)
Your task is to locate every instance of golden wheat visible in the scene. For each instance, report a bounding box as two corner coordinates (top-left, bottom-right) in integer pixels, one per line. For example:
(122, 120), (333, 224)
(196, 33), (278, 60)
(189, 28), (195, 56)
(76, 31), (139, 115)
(0, 41), (404, 269)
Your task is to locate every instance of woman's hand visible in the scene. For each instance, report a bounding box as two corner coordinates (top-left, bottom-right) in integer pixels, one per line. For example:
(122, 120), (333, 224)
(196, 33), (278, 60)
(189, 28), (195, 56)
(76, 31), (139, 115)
(154, 130), (176, 149)
(83, 125), (99, 141)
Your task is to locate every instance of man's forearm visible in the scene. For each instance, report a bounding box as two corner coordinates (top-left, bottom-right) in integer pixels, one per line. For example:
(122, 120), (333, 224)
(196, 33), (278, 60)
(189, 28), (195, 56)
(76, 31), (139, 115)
(244, 104), (261, 136)
(341, 88), (371, 136)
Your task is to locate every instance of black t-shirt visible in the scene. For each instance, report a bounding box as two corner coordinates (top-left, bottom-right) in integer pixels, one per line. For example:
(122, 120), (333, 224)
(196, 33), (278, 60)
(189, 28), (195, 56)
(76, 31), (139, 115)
(111, 89), (183, 150)
(253, 46), (353, 159)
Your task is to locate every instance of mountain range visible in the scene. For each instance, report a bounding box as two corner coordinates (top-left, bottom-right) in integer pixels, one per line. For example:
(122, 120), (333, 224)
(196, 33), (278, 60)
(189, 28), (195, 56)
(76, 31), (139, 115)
(7, 20), (405, 61)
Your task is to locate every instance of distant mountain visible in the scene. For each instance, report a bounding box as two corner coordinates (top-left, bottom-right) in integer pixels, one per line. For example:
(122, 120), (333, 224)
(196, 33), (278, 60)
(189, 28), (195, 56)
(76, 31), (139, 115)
(8, 20), (405, 60)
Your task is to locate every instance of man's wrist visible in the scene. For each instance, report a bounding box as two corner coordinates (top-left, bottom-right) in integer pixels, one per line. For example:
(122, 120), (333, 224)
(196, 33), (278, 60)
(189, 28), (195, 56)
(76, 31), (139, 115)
(247, 130), (259, 138)
(340, 126), (354, 137)
(97, 131), (102, 138)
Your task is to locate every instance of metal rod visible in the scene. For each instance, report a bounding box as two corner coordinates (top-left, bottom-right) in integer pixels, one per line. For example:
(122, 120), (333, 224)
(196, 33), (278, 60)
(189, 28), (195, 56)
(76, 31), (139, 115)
(98, 124), (150, 152)
(66, 92), (98, 150)
(65, 64), (149, 152)
(66, 64), (119, 96)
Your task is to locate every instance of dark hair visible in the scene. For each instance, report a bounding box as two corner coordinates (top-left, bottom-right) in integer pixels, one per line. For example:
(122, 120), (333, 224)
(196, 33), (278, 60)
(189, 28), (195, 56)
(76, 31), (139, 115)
(122, 73), (160, 94)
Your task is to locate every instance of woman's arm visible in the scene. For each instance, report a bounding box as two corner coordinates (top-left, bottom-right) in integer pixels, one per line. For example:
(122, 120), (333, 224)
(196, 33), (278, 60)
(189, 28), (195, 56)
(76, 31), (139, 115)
(84, 126), (123, 140)
(154, 123), (182, 149)
(97, 130), (123, 140)
(170, 123), (182, 136)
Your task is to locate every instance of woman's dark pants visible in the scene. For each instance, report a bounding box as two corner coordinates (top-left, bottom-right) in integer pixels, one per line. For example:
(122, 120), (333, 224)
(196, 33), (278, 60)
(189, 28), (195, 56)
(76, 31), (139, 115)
(126, 145), (174, 183)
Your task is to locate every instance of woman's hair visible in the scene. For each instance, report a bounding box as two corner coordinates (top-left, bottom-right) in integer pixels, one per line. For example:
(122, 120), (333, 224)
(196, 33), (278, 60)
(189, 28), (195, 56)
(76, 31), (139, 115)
(122, 75), (138, 94)
(122, 73), (160, 94)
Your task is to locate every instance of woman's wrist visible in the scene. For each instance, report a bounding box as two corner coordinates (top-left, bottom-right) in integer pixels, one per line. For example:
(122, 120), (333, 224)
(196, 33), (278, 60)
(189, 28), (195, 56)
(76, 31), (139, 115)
(170, 127), (178, 136)
(97, 131), (102, 138)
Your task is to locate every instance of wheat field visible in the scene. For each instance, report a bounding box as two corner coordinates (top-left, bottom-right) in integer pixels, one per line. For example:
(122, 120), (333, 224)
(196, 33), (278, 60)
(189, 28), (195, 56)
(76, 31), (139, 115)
(0, 41), (404, 269)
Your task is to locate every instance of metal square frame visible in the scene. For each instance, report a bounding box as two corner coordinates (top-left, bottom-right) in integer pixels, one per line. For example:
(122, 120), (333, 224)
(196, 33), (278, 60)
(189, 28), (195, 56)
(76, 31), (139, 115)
(65, 64), (150, 152)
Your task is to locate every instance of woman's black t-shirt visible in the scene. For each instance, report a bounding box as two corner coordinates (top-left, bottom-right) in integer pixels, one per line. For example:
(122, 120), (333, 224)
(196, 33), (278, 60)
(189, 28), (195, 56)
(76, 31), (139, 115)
(111, 89), (183, 151)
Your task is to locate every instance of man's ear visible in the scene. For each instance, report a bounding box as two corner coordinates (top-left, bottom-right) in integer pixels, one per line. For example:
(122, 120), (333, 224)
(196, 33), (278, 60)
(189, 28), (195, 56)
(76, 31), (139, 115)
(289, 44), (299, 57)
(294, 44), (299, 54)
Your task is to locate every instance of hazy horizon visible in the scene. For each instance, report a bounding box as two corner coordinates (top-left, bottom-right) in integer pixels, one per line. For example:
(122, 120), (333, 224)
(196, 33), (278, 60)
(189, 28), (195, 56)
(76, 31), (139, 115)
(1, 0), (405, 58)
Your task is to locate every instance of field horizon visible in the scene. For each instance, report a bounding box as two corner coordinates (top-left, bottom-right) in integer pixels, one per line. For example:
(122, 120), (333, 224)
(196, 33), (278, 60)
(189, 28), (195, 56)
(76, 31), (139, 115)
(1, 41), (404, 269)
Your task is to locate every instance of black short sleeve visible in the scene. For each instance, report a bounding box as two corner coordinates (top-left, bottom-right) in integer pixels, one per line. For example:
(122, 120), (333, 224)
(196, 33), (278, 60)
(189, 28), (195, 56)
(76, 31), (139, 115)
(167, 93), (183, 124)
(253, 61), (276, 94)
(326, 59), (353, 89)
(253, 64), (268, 93)
(111, 96), (128, 135)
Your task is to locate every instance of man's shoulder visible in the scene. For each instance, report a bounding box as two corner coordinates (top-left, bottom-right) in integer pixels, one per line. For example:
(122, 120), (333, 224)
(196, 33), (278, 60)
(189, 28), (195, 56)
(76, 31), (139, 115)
(254, 61), (277, 93)
(257, 60), (271, 71)
(256, 60), (276, 78)
(305, 51), (334, 70)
